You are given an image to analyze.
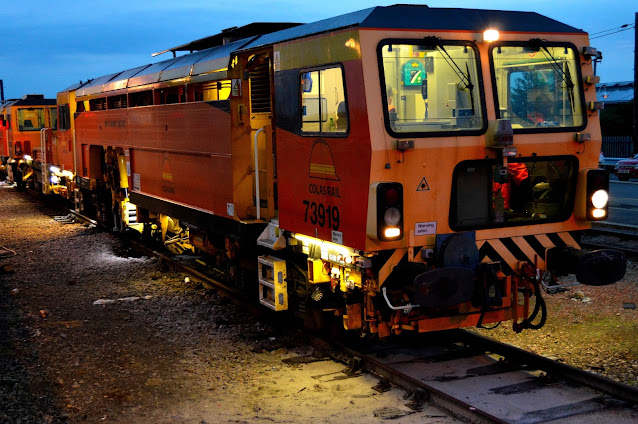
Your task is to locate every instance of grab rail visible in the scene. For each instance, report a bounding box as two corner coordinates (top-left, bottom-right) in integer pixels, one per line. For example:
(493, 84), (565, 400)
(254, 127), (265, 220)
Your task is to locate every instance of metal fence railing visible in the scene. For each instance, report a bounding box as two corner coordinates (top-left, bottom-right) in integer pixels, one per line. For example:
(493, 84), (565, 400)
(601, 136), (633, 158)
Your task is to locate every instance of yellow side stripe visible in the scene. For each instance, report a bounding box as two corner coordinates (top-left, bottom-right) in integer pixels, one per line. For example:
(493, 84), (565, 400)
(557, 232), (580, 249)
(511, 236), (546, 269)
(488, 239), (521, 273)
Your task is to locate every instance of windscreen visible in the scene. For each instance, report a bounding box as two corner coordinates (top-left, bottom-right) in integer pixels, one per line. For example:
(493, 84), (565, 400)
(379, 40), (484, 135)
(451, 156), (578, 230)
(491, 43), (584, 130)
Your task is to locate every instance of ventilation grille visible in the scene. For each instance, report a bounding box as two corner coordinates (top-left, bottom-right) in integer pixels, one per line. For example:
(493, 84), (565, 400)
(250, 60), (271, 114)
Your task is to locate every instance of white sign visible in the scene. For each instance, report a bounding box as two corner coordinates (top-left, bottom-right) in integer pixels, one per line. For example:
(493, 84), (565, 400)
(274, 51), (281, 72)
(415, 221), (437, 236)
(133, 173), (141, 191)
(227, 203), (235, 217)
(331, 230), (343, 245)
(231, 79), (241, 97)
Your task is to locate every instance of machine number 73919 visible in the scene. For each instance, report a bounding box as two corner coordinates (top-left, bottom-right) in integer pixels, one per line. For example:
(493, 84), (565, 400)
(302, 200), (340, 230)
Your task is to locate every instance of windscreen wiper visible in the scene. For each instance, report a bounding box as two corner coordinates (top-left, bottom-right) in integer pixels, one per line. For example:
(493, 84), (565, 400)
(530, 38), (575, 111)
(423, 37), (476, 116)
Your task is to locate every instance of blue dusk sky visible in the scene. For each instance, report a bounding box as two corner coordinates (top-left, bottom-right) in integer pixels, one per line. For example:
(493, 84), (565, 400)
(1, 0), (635, 100)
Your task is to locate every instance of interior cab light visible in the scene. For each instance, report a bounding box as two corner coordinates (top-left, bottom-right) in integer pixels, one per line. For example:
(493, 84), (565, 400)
(483, 29), (500, 42)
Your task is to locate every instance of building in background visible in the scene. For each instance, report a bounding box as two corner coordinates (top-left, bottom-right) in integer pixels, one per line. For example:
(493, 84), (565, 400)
(597, 81), (634, 158)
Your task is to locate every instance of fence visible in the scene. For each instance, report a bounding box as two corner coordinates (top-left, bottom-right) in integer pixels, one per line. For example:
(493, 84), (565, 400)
(601, 136), (633, 158)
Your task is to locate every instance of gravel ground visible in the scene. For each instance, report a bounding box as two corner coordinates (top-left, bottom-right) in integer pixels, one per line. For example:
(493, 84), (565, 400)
(474, 259), (638, 387)
(0, 183), (459, 424)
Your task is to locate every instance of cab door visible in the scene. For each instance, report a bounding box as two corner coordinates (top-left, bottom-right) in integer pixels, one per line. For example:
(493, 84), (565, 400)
(229, 49), (277, 221)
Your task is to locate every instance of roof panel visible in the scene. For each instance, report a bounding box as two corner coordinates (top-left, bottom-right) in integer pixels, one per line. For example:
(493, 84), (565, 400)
(359, 6), (584, 33)
(159, 48), (221, 82)
(103, 64), (152, 92)
(127, 56), (184, 88)
(191, 38), (253, 76)
(239, 8), (374, 51)
(76, 72), (122, 97)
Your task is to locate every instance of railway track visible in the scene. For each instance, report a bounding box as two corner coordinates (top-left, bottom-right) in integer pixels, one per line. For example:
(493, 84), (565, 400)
(320, 331), (638, 424)
(583, 226), (638, 258)
(28, 190), (638, 423)
(118, 228), (638, 423)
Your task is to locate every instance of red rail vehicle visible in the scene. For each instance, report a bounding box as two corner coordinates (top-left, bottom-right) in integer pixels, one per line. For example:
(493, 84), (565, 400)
(0, 95), (57, 190)
(45, 5), (625, 336)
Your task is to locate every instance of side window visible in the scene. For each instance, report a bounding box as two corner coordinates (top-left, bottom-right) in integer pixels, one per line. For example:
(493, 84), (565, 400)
(17, 108), (45, 131)
(58, 105), (70, 130)
(300, 66), (348, 134)
(50, 108), (58, 130)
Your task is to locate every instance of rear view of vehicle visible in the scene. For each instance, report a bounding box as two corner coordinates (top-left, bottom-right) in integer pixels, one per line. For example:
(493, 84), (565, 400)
(0, 95), (57, 190)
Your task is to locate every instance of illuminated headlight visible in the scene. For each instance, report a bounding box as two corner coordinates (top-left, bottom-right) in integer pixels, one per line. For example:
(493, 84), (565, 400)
(50, 166), (61, 174)
(384, 227), (401, 238)
(591, 189), (608, 209)
(23, 155), (32, 161)
(576, 168), (609, 221)
(592, 209), (606, 219)
(483, 29), (499, 42)
(50, 175), (60, 184)
(61, 170), (74, 179)
(369, 182), (404, 241)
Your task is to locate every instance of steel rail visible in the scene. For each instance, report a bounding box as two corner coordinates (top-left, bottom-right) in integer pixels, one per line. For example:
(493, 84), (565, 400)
(457, 330), (638, 405)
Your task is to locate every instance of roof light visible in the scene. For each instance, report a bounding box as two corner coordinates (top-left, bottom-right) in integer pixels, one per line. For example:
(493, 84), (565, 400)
(483, 29), (500, 42)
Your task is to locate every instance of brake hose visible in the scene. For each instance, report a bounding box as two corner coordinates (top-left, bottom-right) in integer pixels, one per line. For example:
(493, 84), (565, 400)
(520, 277), (547, 330)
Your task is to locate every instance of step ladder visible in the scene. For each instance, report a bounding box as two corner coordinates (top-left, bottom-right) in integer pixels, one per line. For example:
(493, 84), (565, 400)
(258, 255), (287, 311)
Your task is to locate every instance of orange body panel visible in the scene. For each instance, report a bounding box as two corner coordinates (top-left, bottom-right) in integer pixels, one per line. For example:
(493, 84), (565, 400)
(0, 123), (7, 157)
(51, 129), (75, 172)
(277, 60), (371, 249)
(75, 102), (235, 217)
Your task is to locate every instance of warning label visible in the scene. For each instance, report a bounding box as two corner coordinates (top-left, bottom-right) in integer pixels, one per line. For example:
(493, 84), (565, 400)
(416, 177), (430, 191)
(231, 79), (242, 97)
(415, 221), (436, 236)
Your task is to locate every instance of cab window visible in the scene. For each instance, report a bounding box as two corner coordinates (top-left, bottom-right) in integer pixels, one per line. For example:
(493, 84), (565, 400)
(451, 156), (578, 230)
(17, 108), (45, 131)
(50, 108), (58, 130)
(300, 66), (348, 135)
(491, 43), (585, 131)
(379, 40), (485, 136)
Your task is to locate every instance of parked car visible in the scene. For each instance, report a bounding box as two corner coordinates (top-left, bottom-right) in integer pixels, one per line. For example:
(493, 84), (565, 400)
(615, 154), (638, 181)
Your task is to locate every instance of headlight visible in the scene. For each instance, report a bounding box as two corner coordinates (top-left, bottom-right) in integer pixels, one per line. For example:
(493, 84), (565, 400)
(591, 189), (608, 209)
(367, 182), (404, 241)
(384, 207), (401, 226)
